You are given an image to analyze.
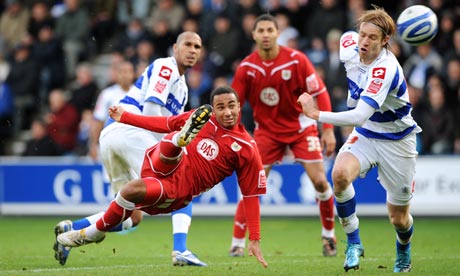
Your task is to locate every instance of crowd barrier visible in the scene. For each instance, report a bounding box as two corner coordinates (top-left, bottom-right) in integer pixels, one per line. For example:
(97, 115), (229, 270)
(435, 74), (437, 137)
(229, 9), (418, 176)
(0, 156), (459, 216)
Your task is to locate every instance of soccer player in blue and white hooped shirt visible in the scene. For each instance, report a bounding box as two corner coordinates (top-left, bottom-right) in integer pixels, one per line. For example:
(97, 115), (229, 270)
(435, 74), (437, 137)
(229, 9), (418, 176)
(53, 32), (207, 267)
(297, 6), (420, 273)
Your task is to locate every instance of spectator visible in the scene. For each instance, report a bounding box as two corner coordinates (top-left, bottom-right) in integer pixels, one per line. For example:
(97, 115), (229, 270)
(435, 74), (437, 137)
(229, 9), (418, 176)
(54, 0), (90, 79)
(0, 0), (29, 53)
(68, 62), (99, 115)
(22, 118), (63, 156)
(234, 12), (257, 61)
(444, 58), (460, 108)
(113, 17), (151, 60)
(346, 0), (366, 31)
(75, 108), (92, 156)
(184, 0), (204, 22)
(129, 39), (159, 69)
(32, 24), (66, 110)
(6, 42), (40, 132)
(207, 13), (240, 78)
(443, 29), (460, 67)
(27, 1), (55, 42)
(275, 12), (299, 48)
(88, 0), (117, 54)
(305, 37), (327, 67)
(418, 81), (456, 154)
(147, 0), (186, 34)
(199, 0), (237, 43)
(403, 43), (443, 91)
(45, 88), (80, 153)
(431, 10), (456, 54)
(234, 0), (263, 25)
(321, 29), (347, 101)
(305, 0), (346, 44)
(116, 0), (151, 29)
(148, 18), (175, 57)
(275, 0), (309, 36)
(180, 17), (200, 34)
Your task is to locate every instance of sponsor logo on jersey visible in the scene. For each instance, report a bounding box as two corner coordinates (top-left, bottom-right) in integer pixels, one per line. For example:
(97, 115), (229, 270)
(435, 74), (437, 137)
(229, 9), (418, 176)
(197, 139), (219, 160)
(372, 67), (386, 79)
(231, 142), (242, 152)
(258, 169), (267, 189)
(341, 34), (357, 48)
(159, 66), (173, 80)
(154, 79), (168, 93)
(367, 78), (383, 94)
(260, 87), (279, 106)
(281, 69), (291, 80)
(306, 74), (320, 92)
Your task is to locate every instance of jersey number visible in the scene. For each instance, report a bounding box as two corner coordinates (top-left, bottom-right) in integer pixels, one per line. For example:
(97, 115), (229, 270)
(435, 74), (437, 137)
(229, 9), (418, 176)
(156, 198), (175, 209)
(306, 136), (321, 152)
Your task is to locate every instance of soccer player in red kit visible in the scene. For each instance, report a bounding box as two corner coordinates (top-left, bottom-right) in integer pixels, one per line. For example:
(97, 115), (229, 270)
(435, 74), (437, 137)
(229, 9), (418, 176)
(56, 86), (268, 268)
(229, 14), (337, 257)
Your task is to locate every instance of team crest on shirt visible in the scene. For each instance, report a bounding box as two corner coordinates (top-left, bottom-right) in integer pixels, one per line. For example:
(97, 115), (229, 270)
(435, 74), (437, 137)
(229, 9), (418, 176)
(260, 87), (279, 106)
(231, 142), (242, 152)
(197, 139), (219, 160)
(159, 66), (173, 80)
(281, 69), (291, 80)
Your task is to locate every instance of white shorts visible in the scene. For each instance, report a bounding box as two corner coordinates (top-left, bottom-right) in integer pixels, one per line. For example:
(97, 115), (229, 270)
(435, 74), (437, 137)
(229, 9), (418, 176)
(99, 122), (161, 193)
(339, 129), (418, 206)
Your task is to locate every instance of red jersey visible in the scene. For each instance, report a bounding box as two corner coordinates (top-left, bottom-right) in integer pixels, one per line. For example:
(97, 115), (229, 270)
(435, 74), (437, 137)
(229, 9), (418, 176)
(139, 116), (267, 212)
(232, 46), (330, 135)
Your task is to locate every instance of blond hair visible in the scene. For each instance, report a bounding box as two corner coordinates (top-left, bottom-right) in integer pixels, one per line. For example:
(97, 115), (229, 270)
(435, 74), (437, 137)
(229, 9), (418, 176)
(357, 6), (396, 48)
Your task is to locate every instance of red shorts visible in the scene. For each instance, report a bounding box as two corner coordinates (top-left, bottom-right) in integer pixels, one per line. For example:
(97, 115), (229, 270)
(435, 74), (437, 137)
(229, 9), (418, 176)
(254, 125), (324, 165)
(136, 176), (192, 216)
(136, 144), (193, 215)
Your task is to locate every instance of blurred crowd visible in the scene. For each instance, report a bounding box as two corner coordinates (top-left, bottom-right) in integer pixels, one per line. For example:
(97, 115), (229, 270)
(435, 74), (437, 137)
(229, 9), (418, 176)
(0, 0), (459, 157)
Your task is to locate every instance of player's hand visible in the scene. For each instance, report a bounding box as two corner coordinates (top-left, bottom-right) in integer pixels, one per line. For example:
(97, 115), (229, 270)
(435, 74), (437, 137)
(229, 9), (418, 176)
(297, 93), (319, 120)
(89, 143), (99, 161)
(109, 105), (125, 122)
(321, 128), (336, 157)
(248, 240), (268, 268)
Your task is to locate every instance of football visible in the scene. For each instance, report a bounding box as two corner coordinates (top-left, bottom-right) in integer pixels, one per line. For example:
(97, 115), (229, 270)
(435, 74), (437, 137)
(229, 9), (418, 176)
(396, 5), (438, 46)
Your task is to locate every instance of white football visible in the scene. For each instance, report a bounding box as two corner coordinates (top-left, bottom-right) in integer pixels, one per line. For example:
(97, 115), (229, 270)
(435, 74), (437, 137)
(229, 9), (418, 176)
(397, 5), (438, 46)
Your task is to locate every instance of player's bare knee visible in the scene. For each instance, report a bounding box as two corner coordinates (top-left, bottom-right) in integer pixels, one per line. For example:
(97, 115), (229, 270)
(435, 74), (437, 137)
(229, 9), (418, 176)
(331, 166), (351, 189)
(120, 179), (147, 202)
(388, 213), (409, 229)
(311, 176), (329, 192)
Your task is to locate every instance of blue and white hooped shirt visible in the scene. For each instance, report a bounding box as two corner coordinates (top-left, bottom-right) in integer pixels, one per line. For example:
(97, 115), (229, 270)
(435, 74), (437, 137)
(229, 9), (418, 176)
(340, 31), (421, 140)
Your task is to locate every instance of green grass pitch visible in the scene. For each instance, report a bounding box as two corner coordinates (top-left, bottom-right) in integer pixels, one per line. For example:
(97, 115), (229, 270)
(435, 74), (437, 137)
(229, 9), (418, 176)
(0, 216), (459, 275)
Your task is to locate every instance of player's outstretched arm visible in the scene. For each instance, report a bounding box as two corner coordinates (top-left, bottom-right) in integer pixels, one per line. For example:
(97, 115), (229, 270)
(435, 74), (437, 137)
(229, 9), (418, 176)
(248, 240), (268, 268)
